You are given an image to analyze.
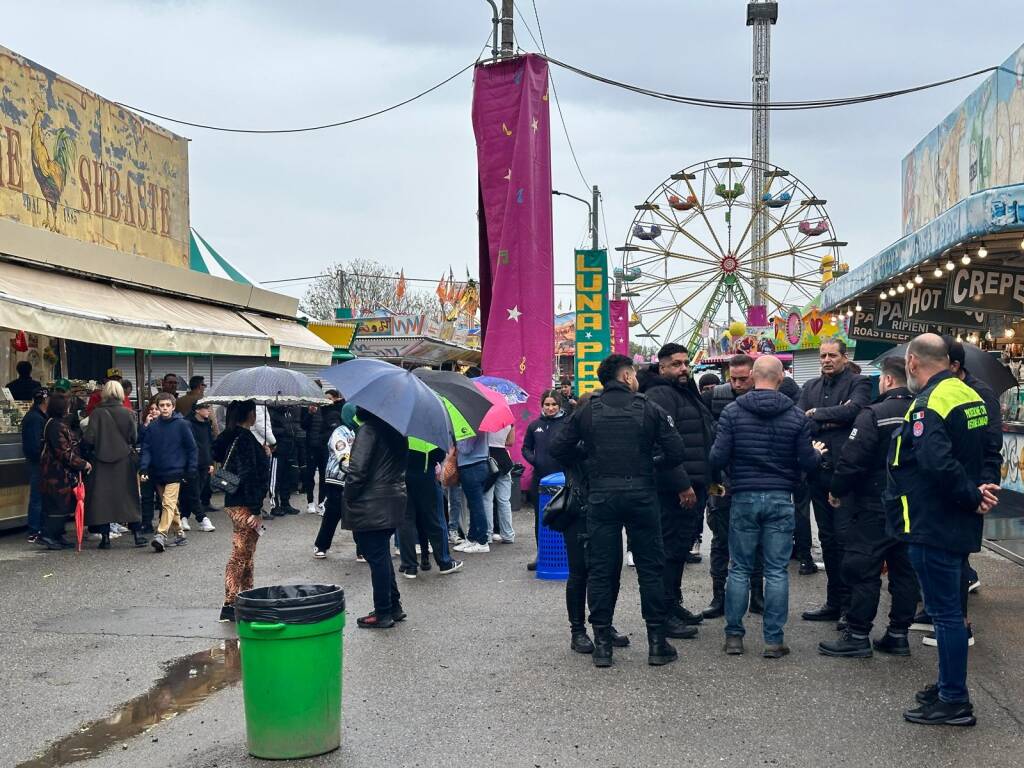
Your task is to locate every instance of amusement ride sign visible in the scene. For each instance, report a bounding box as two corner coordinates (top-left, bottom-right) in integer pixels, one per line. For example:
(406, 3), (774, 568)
(574, 249), (611, 395)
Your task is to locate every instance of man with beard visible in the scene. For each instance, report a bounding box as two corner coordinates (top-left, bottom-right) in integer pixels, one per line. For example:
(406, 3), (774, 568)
(798, 338), (871, 624)
(701, 354), (764, 619)
(639, 343), (714, 636)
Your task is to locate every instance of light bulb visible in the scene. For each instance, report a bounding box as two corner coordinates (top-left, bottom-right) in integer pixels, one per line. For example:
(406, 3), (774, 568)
(961, 254), (971, 265)
(914, 273), (923, 284)
(846, 308), (853, 317)
(855, 302), (862, 312)
(945, 260), (955, 271)
(956, 335), (963, 342)
(978, 244), (987, 258)
(904, 280), (913, 290)
(1020, 238), (1024, 250)
(1007, 328), (1016, 338)
(934, 267), (943, 278)
(880, 290), (888, 299)
(897, 285), (906, 294)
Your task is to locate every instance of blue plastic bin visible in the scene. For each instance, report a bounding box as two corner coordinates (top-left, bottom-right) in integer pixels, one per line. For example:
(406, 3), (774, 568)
(536, 472), (569, 580)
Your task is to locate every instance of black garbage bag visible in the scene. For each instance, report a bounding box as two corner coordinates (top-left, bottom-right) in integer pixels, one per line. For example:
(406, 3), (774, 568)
(235, 584), (345, 624)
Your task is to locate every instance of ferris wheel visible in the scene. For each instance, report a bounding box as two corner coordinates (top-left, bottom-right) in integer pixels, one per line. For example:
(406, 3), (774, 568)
(618, 157), (844, 352)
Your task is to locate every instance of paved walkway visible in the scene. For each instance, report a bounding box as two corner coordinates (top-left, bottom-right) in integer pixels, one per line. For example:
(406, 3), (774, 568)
(3, 499), (1023, 767)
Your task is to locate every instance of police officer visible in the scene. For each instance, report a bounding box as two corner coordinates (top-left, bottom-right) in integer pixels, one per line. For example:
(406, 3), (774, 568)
(798, 338), (871, 623)
(551, 354), (688, 668)
(818, 356), (919, 658)
(701, 353), (763, 619)
(887, 334), (999, 726)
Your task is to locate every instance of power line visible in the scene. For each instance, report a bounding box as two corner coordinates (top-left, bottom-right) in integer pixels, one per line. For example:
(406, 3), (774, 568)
(262, 270), (578, 288)
(514, 4), (590, 190)
(539, 54), (1014, 111)
(116, 35), (494, 134)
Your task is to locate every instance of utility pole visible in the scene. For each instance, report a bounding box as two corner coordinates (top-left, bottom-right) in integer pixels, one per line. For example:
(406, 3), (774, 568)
(591, 184), (600, 252)
(500, 0), (515, 59)
(483, 1), (499, 62)
(337, 268), (346, 312)
(748, 0), (777, 309)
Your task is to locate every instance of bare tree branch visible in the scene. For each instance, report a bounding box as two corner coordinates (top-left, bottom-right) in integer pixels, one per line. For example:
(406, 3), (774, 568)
(299, 258), (440, 321)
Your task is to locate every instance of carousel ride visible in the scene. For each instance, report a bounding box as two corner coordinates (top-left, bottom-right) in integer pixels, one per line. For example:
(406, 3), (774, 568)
(618, 157), (846, 353)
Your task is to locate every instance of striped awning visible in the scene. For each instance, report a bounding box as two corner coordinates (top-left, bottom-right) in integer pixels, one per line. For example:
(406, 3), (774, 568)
(189, 228), (258, 286)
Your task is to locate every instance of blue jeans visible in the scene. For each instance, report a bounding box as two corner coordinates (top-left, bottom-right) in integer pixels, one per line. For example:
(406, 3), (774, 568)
(725, 491), (795, 645)
(27, 463), (43, 534)
(484, 472), (514, 541)
(458, 461), (490, 545)
(908, 543), (970, 704)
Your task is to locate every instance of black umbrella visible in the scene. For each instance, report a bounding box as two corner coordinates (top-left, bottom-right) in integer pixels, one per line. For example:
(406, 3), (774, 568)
(872, 342), (1018, 396)
(412, 369), (493, 431)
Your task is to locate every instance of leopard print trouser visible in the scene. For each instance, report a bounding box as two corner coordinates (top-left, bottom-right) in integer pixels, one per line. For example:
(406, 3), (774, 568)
(224, 506), (260, 605)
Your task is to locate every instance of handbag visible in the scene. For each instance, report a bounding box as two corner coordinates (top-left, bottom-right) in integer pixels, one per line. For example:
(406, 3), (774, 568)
(211, 437), (241, 494)
(440, 447), (460, 488)
(541, 483), (577, 532)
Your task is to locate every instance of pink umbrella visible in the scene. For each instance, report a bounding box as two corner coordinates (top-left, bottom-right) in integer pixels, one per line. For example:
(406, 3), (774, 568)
(473, 381), (514, 432)
(74, 483), (86, 552)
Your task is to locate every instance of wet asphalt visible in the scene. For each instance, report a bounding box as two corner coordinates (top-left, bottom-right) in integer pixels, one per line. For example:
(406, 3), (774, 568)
(3, 496), (1024, 768)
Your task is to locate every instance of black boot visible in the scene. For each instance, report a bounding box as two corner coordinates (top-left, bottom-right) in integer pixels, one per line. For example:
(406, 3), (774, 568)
(874, 631), (911, 657)
(664, 615), (699, 639)
(133, 530), (148, 548)
(610, 626), (631, 648)
(802, 603), (841, 621)
(818, 629), (872, 658)
(592, 626), (613, 667)
(98, 532), (111, 550)
(748, 579), (764, 615)
(647, 624), (678, 666)
(671, 601), (704, 625)
(570, 628), (595, 654)
(702, 583), (725, 619)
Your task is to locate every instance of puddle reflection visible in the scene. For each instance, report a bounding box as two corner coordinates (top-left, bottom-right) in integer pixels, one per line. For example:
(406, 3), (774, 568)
(17, 640), (241, 768)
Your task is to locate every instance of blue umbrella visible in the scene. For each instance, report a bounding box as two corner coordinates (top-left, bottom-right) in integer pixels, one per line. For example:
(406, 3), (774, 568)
(318, 359), (452, 449)
(474, 375), (529, 405)
(200, 366), (329, 405)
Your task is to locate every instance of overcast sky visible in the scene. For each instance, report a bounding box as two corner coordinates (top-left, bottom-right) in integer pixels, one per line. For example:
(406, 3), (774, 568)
(3, 1), (1021, 311)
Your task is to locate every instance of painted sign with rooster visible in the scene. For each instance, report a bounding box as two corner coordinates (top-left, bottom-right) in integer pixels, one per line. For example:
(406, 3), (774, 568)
(0, 45), (189, 266)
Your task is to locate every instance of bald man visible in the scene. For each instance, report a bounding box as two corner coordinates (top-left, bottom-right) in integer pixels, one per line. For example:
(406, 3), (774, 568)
(709, 356), (824, 658)
(887, 333), (1000, 726)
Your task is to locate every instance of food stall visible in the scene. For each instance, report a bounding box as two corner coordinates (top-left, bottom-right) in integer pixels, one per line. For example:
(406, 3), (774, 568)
(821, 42), (1024, 561)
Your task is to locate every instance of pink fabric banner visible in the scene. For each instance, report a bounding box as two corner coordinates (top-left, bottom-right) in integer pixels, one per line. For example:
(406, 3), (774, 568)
(610, 299), (630, 356)
(473, 55), (554, 487)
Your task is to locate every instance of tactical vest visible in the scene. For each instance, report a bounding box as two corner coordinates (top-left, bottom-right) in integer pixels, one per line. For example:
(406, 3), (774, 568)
(585, 393), (655, 490)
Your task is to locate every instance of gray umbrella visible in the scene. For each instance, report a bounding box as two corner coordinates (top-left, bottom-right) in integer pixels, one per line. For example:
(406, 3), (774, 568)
(872, 342), (1018, 396)
(319, 359), (452, 449)
(200, 366), (330, 405)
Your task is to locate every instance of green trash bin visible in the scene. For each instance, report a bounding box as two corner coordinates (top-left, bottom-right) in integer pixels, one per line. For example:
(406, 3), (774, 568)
(235, 584), (346, 759)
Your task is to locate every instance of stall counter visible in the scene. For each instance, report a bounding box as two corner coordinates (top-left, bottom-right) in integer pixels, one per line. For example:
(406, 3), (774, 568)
(0, 433), (28, 530)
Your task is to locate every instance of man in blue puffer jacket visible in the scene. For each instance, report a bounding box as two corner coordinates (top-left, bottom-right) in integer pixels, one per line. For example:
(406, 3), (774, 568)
(710, 356), (823, 659)
(140, 392), (198, 552)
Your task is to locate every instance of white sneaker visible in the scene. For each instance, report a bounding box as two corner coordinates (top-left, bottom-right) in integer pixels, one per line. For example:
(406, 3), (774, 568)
(453, 541), (471, 552)
(108, 530), (121, 539)
(461, 542), (490, 554)
(198, 517), (216, 532)
(491, 534), (502, 543)
(180, 518), (191, 531)
(306, 502), (318, 514)
(88, 532), (103, 541)
(355, 554), (367, 563)
(110, 522), (129, 534)
(317, 501), (326, 515)
(313, 547), (327, 559)
(627, 551), (635, 567)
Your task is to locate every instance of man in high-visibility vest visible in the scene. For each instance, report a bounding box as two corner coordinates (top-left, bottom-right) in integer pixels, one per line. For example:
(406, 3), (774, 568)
(886, 333), (1000, 727)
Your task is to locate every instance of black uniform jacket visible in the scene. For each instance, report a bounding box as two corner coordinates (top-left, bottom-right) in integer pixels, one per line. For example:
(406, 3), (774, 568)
(797, 366), (871, 459)
(885, 371), (993, 554)
(638, 368), (713, 490)
(830, 387), (913, 514)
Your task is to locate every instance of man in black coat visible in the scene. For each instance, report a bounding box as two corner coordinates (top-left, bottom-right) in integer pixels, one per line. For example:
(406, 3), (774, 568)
(639, 343), (715, 633)
(701, 354), (763, 618)
(7, 360), (41, 401)
(819, 356), (919, 659)
(21, 388), (48, 540)
(798, 338), (871, 622)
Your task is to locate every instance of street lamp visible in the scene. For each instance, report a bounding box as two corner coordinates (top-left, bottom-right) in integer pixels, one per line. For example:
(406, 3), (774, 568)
(552, 188), (599, 251)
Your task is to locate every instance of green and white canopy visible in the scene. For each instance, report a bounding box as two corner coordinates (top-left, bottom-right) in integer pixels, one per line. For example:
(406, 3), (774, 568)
(189, 227), (259, 286)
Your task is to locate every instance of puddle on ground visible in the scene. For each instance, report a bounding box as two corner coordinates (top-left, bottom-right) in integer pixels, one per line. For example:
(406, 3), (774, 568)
(17, 640), (241, 768)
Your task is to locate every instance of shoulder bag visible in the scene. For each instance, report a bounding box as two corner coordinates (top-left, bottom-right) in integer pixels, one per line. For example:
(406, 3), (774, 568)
(212, 437), (241, 494)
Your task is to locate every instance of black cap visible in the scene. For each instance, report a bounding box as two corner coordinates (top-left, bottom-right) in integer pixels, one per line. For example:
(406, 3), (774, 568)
(32, 388), (49, 403)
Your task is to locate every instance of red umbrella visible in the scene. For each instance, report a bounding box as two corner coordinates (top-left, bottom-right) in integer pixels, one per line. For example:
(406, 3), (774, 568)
(473, 381), (514, 432)
(74, 483), (86, 552)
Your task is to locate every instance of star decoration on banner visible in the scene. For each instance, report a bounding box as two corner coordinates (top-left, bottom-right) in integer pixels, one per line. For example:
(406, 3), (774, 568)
(507, 305), (522, 322)
(585, 331), (593, 339)
(503, 168), (511, 181)
(531, 117), (539, 134)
